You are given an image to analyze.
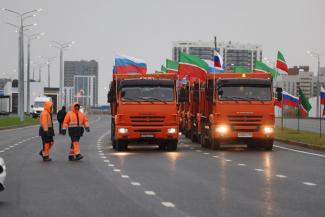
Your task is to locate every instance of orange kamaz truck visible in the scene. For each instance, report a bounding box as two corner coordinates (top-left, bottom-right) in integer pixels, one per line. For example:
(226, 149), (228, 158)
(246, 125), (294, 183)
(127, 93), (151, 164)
(187, 72), (275, 150)
(107, 74), (179, 151)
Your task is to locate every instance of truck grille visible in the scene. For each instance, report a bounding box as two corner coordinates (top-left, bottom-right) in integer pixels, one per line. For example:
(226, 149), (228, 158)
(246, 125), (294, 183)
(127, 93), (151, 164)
(130, 116), (165, 127)
(228, 115), (262, 132)
(134, 129), (161, 133)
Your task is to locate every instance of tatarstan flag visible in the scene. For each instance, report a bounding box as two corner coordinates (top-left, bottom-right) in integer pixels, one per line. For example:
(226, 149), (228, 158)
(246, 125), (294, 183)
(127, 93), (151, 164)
(298, 88), (312, 117)
(161, 65), (167, 73)
(254, 60), (278, 78)
(276, 51), (289, 73)
(178, 52), (208, 82)
(166, 59), (178, 74)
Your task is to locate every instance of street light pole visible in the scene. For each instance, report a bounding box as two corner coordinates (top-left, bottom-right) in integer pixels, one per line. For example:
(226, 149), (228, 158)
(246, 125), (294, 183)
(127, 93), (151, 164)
(2, 8), (42, 121)
(50, 41), (75, 108)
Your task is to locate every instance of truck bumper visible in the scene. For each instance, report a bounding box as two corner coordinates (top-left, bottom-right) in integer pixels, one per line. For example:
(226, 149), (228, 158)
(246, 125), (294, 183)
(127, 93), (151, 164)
(115, 125), (179, 141)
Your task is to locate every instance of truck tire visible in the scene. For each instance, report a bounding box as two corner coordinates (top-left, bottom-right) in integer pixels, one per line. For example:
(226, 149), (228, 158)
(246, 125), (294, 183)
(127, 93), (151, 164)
(116, 140), (127, 151)
(167, 140), (178, 151)
(111, 121), (116, 149)
(264, 140), (273, 151)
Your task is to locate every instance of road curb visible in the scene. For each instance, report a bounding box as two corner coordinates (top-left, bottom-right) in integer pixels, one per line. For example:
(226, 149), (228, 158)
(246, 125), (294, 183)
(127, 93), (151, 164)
(0, 123), (39, 131)
(275, 138), (325, 152)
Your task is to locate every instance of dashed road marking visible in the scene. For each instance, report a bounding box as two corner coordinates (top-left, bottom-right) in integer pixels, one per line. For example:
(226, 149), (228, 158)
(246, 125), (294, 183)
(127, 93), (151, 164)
(203, 152), (210, 155)
(196, 150), (202, 152)
(144, 191), (156, 195)
(255, 168), (264, 172)
(212, 155), (219, 158)
(161, 202), (175, 208)
(113, 169), (121, 172)
(104, 160), (110, 163)
(99, 153), (104, 156)
(108, 164), (115, 167)
(101, 156), (107, 159)
(276, 174), (287, 178)
(225, 159), (232, 162)
(303, 182), (317, 186)
(131, 182), (141, 186)
(121, 175), (129, 178)
(238, 163), (246, 167)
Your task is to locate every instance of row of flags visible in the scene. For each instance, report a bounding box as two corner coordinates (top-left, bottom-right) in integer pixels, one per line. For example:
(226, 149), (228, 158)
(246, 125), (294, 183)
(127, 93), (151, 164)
(276, 87), (325, 117)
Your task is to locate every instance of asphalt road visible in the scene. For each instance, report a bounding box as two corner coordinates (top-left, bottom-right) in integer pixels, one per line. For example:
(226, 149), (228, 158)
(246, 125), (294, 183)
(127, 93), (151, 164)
(276, 118), (325, 133)
(0, 115), (324, 217)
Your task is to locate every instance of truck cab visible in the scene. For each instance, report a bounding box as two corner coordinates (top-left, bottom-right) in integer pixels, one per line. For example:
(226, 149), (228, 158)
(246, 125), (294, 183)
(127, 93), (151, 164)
(199, 72), (275, 150)
(108, 74), (179, 151)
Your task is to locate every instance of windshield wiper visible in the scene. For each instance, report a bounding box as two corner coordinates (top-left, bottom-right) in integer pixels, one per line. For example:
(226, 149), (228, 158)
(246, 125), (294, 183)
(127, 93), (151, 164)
(143, 97), (167, 104)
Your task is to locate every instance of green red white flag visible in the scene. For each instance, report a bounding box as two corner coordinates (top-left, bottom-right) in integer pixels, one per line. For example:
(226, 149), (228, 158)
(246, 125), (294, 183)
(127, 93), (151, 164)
(298, 88), (312, 117)
(234, 66), (250, 73)
(276, 51), (289, 73)
(166, 59), (178, 74)
(254, 60), (278, 78)
(161, 65), (167, 73)
(178, 52), (208, 82)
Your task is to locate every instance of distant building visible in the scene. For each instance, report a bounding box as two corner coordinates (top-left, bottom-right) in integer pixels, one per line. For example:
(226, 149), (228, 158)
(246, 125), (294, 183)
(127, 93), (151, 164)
(64, 60), (98, 107)
(172, 40), (262, 71)
(288, 66), (309, 76)
(275, 67), (325, 98)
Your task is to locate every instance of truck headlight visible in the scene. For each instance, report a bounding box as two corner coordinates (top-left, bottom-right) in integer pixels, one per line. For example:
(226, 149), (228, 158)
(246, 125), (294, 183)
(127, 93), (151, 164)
(168, 128), (177, 134)
(118, 128), (128, 134)
(216, 125), (229, 134)
(264, 127), (274, 134)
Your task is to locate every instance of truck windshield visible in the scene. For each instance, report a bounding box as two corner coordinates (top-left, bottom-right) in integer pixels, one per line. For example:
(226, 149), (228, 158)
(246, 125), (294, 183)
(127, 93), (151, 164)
(34, 102), (45, 107)
(121, 86), (174, 102)
(219, 85), (272, 101)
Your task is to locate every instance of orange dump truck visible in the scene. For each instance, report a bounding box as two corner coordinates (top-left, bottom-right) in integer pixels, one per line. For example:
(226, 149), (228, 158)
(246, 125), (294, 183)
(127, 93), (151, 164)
(180, 72), (275, 150)
(107, 74), (179, 151)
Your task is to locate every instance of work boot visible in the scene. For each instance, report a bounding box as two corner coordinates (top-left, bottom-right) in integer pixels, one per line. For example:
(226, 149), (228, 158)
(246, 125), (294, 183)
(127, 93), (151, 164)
(43, 156), (52, 162)
(39, 150), (43, 157)
(75, 154), (84, 161)
(68, 155), (75, 161)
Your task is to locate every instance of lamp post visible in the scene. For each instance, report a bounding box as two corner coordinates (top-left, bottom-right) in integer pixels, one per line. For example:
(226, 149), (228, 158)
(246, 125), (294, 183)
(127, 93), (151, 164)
(307, 50), (325, 137)
(26, 33), (44, 113)
(2, 8), (42, 121)
(50, 41), (75, 108)
(40, 56), (56, 87)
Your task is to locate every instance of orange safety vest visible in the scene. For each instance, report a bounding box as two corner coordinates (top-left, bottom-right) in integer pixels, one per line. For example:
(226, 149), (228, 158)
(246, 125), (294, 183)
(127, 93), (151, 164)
(40, 101), (53, 131)
(63, 111), (89, 129)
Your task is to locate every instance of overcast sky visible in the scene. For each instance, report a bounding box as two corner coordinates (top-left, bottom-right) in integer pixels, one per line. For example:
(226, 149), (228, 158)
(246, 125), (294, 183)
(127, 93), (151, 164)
(1, 0), (324, 104)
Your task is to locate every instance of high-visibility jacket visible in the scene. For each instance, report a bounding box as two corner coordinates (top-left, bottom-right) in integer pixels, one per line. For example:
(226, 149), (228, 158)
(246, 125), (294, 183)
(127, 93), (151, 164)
(63, 103), (89, 130)
(40, 101), (53, 131)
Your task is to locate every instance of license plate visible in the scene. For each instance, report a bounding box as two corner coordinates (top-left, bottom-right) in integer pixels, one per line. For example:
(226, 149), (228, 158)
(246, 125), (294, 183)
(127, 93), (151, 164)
(237, 133), (253, 138)
(141, 134), (154, 138)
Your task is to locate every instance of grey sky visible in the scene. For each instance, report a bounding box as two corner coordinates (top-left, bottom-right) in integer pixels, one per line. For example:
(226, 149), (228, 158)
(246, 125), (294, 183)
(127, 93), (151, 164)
(1, 0), (324, 104)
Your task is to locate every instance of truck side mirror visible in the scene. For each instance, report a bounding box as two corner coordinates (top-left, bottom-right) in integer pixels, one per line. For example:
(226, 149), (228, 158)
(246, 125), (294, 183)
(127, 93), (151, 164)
(275, 87), (283, 101)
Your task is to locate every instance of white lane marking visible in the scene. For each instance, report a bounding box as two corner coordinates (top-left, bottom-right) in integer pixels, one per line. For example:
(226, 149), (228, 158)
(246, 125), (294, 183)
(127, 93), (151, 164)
(276, 174), (287, 178)
(275, 145), (325, 158)
(303, 182), (317, 186)
(113, 169), (121, 172)
(10, 145), (14, 148)
(0, 150), (4, 153)
(225, 159), (232, 162)
(196, 150), (202, 152)
(212, 155), (219, 158)
(99, 153), (104, 156)
(255, 168), (264, 172)
(203, 152), (210, 155)
(238, 163), (246, 167)
(101, 156), (107, 159)
(144, 191), (156, 195)
(5, 147), (10, 150)
(121, 175), (129, 178)
(131, 182), (141, 186)
(161, 202), (175, 208)
(104, 160), (110, 163)
(108, 164), (115, 167)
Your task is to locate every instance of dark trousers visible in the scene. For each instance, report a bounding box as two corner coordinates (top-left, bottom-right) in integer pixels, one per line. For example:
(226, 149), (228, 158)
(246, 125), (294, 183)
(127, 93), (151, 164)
(59, 121), (63, 133)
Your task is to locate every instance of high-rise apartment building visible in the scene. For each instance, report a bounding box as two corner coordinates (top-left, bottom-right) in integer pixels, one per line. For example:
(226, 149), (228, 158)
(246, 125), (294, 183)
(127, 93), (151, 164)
(64, 60), (98, 107)
(172, 40), (262, 71)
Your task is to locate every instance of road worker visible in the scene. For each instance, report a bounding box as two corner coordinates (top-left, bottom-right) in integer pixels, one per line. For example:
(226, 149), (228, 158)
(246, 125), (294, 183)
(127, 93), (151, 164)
(61, 102), (90, 161)
(39, 101), (55, 162)
(57, 106), (67, 134)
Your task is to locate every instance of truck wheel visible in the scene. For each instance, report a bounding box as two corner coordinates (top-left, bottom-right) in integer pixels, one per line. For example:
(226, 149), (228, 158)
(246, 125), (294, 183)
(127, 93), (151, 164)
(116, 140), (127, 151)
(211, 139), (221, 150)
(158, 142), (167, 150)
(264, 140), (273, 151)
(167, 140), (178, 151)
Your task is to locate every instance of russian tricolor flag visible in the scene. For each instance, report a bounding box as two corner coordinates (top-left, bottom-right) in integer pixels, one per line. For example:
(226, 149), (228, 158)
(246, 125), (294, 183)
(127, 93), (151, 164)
(213, 50), (224, 71)
(204, 60), (224, 73)
(114, 54), (147, 75)
(321, 86), (325, 105)
(282, 91), (299, 107)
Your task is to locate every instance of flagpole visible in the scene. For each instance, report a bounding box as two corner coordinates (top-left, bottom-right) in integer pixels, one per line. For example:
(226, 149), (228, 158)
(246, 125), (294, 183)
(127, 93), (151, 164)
(281, 93), (284, 131)
(298, 100), (300, 133)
